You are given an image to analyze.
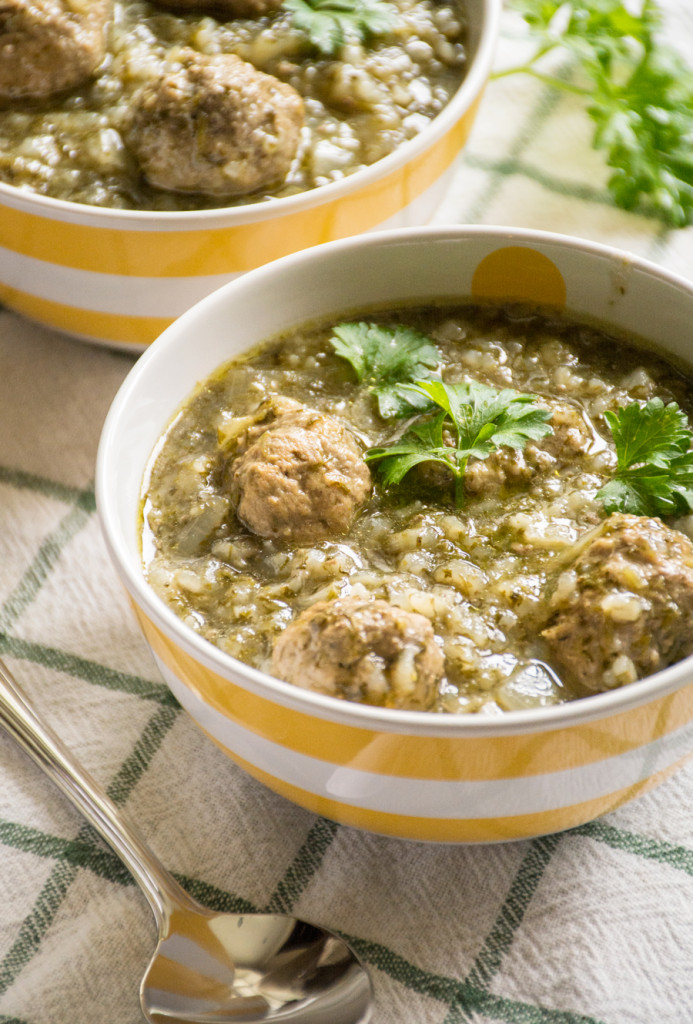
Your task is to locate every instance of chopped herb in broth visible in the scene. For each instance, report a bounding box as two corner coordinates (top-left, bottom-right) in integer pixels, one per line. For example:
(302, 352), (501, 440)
(141, 303), (693, 713)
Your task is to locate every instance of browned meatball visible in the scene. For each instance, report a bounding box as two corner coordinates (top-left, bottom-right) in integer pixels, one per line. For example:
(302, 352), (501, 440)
(542, 514), (693, 693)
(0, 0), (112, 99)
(154, 0), (281, 18)
(227, 395), (304, 454)
(465, 398), (597, 495)
(125, 50), (304, 197)
(271, 597), (444, 709)
(231, 406), (371, 542)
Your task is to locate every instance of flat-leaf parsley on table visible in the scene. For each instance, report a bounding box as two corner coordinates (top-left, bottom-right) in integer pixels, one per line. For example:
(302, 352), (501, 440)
(496, 0), (693, 227)
(365, 379), (554, 505)
(597, 397), (693, 516)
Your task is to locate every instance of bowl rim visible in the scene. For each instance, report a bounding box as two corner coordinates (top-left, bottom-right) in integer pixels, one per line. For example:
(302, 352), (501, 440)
(97, 223), (693, 737)
(0, 0), (501, 228)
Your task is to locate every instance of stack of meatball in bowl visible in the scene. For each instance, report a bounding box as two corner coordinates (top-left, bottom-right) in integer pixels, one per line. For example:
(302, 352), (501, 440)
(98, 226), (693, 843)
(0, 0), (499, 347)
(226, 395), (442, 709)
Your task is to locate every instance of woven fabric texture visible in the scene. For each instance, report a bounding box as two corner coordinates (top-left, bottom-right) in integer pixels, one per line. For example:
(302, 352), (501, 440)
(2, 3), (693, 1023)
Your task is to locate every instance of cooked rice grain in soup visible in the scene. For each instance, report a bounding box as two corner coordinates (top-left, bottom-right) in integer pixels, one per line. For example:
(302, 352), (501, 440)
(0, 0), (467, 210)
(141, 303), (693, 713)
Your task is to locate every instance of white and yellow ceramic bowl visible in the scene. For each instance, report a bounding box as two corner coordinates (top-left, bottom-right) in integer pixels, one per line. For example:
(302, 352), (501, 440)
(0, 0), (499, 352)
(97, 226), (693, 843)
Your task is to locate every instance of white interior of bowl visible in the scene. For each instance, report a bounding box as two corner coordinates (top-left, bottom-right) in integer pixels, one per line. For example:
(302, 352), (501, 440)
(97, 225), (693, 734)
(0, 0), (500, 228)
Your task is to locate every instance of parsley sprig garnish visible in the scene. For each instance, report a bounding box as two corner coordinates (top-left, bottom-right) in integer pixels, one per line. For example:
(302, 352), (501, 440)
(365, 379), (554, 505)
(330, 321), (442, 419)
(496, 0), (693, 227)
(597, 398), (693, 516)
(283, 0), (396, 55)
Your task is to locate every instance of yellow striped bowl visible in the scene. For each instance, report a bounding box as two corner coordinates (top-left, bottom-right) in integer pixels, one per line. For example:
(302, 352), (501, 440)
(97, 227), (693, 843)
(0, 0), (499, 352)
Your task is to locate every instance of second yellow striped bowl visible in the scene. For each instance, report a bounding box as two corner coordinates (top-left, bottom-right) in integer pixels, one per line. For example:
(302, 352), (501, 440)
(0, 0), (498, 352)
(97, 226), (693, 843)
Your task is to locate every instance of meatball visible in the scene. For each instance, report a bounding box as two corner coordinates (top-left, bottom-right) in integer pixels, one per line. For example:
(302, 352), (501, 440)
(542, 514), (693, 693)
(154, 0), (281, 17)
(0, 0), (112, 99)
(224, 395), (304, 455)
(271, 596), (444, 710)
(231, 406), (371, 542)
(465, 398), (597, 495)
(125, 50), (304, 197)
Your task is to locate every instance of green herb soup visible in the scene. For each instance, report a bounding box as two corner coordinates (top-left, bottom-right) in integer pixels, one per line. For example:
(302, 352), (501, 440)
(141, 302), (693, 713)
(0, 0), (467, 210)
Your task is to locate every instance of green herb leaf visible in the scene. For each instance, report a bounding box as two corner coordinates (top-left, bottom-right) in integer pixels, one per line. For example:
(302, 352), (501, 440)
(365, 411), (451, 486)
(365, 379), (553, 504)
(330, 321), (442, 418)
(596, 397), (693, 516)
(283, 0), (396, 55)
(603, 397), (690, 467)
(500, 0), (693, 227)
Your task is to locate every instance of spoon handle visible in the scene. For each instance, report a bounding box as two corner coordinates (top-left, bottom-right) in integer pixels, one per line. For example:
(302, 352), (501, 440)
(0, 656), (195, 929)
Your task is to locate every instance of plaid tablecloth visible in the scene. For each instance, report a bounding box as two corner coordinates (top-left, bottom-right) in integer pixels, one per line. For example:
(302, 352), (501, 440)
(3, 4), (693, 1023)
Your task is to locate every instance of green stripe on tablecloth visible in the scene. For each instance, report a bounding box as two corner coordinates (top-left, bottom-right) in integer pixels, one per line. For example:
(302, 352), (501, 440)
(176, 876), (258, 915)
(345, 931), (607, 1024)
(0, 677), (181, 996)
(0, 504), (93, 634)
(0, 820), (133, 885)
(265, 817), (339, 914)
(106, 702), (180, 806)
(0, 818), (256, 913)
(0, 466), (95, 512)
(0, 839), (81, 996)
(573, 820), (693, 874)
(0, 459), (180, 1001)
(443, 993), (605, 1024)
(460, 60), (571, 224)
(0, 634), (175, 705)
(465, 833), (563, 991)
(463, 152), (614, 210)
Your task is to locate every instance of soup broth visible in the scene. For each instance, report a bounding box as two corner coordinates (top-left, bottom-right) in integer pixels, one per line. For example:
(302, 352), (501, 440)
(0, 0), (468, 210)
(141, 302), (693, 713)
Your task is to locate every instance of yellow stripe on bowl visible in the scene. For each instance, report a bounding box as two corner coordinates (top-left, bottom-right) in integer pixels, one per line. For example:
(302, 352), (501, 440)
(202, 745), (692, 842)
(152, 632), (693, 841)
(0, 101), (480, 279)
(136, 608), (693, 782)
(0, 283), (173, 347)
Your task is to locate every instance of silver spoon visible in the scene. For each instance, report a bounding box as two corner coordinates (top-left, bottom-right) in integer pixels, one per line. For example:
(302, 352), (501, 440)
(0, 656), (373, 1024)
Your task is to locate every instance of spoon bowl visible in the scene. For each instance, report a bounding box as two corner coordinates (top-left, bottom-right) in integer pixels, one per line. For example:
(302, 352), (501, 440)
(143, 903), (371, 1023)
(0, 656), (372, 1024)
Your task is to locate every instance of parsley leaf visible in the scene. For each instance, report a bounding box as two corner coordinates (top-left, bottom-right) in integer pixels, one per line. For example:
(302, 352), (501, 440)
(498, 0), (693, 227)
(283, 0), (396, 55)
(365, 379), (554, 504)
(596, 397), (693, 516)
(329, 321), (442, 418)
